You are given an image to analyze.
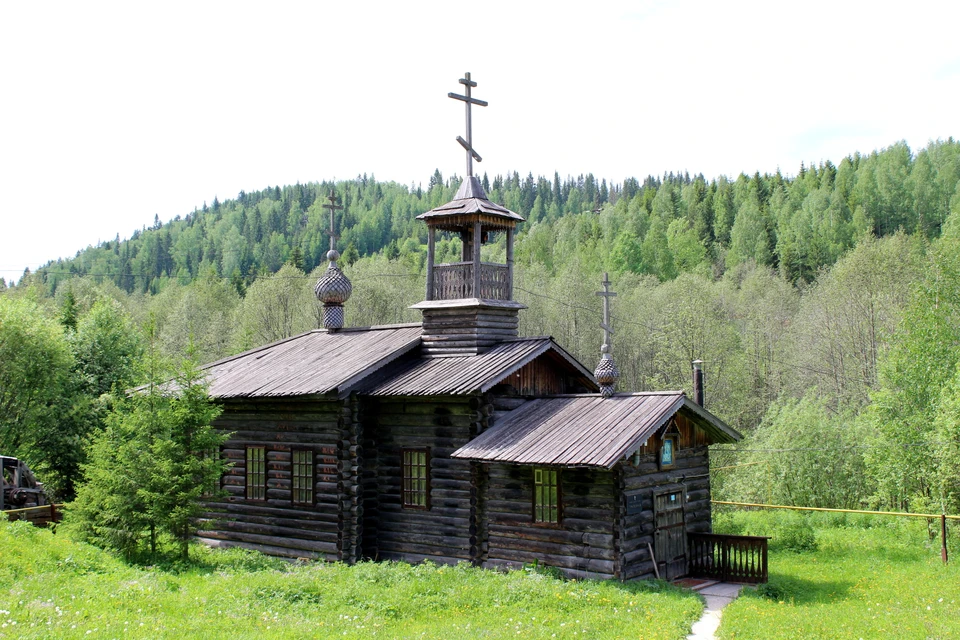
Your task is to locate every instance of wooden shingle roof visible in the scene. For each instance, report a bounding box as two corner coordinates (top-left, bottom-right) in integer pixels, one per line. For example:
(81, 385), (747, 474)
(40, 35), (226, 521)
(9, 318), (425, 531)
(360, 337), (597, 396)
(451, 392), (741, 469)
(416, 176), (525, 231)
(202, 324), (422, 399)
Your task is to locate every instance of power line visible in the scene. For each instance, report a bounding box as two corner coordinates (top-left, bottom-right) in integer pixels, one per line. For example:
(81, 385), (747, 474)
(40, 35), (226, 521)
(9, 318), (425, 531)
(713, 441), (953, 453)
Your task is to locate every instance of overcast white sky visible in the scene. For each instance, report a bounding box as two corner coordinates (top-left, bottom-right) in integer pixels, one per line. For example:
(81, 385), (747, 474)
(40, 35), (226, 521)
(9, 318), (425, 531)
(2, 0), (958, 281)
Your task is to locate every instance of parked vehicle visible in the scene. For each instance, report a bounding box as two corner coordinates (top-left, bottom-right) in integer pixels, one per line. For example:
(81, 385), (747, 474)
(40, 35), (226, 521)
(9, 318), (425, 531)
(1, 456), (50, 511)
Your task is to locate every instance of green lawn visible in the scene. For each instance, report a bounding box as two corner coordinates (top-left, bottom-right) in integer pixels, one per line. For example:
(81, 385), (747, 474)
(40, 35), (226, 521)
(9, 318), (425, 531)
(0, 520), (700, 639)
(717, 512), (960, 639)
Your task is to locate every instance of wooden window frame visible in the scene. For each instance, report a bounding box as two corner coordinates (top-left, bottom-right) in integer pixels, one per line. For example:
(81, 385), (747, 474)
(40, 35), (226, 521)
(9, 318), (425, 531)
(291, 448), (315, 506)
(533, 466), (561, 525)
(401, 447), (430, 510)
(245, 445), (266, 501)
(201, 448), (222, 499)
(659, 435), (678, 470)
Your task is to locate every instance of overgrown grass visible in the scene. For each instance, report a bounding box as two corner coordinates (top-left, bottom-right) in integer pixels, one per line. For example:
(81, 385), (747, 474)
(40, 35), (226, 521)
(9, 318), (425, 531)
(0, 520), (701, 639)
(716, 510), (960, 639)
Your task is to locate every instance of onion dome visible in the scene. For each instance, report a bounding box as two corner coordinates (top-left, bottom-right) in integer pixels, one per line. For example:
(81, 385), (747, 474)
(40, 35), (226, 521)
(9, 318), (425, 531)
(314, 249), (352, 330)
(594, 344), (620, 398)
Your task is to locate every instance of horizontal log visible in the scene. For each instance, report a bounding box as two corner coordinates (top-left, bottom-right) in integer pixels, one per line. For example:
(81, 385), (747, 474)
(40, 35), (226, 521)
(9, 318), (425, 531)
(375, 396), (482, 409)
(220, 432), (340, 444)
(201, 529), (337, 554)
(377, 530), (470, 549)
(487, 548), (614, 575)
(375, 541), (471, 560)
(375, 412), (478, 427)
(482, 559), (612, 581)
(197, 537), (336, 562)
(197, 518), (338, 543)
(375, 551), (465, 566)
(376, 403), (477, 417)
(375, 511), (471, 529)
(487, 535), (614, 561)
(487, 524), (604, 546)
(623, 545), (654, 565)
(377, 502), (472, 519)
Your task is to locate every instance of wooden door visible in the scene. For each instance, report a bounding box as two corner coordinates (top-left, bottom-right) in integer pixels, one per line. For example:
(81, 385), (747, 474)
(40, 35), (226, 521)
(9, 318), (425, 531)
(654, 489), (687, 580)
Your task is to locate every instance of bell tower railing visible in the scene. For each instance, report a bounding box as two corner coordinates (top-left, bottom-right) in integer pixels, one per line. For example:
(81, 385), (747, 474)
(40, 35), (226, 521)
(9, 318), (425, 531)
(432, 261), (510, 300)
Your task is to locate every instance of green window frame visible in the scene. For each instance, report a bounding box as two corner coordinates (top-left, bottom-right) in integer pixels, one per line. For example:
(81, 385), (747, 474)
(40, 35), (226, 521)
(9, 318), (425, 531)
(201, 448), (222, 498)
(246, 446), (266, 501)
(533, 467), (560, 524)
(291, 449), (314, 505)
(401, 448), (430, 509)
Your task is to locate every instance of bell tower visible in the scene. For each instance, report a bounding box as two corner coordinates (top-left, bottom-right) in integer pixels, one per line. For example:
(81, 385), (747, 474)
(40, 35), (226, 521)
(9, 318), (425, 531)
(412, 73), (525, 357)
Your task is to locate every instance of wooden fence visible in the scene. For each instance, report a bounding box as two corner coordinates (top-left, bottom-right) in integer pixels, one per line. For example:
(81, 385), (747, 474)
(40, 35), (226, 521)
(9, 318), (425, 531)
(3, 504), (63, 528)
(713, 500), (957, 564)
(688, 532), (770, 584)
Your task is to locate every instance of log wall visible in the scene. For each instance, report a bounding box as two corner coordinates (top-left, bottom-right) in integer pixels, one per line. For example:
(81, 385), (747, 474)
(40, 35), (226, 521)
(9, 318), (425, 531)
(199, 398), (347, 562)
(364, 396), (484, 565)
(618, 444), (712, 581)
(483, 464), (618, 580)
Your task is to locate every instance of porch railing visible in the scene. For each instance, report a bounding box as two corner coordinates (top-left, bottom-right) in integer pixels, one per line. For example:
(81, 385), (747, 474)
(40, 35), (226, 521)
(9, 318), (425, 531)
(432, 262), (509, 300)
(687, 532), (769, 584)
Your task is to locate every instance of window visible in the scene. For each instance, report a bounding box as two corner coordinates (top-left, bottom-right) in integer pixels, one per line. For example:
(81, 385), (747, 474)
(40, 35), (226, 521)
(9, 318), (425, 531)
(246, 446), (266, 500)
(533, 467), (560, 524)
(401, 448), (430, 509)
(291, 449), (314, 505)
(201, 449), (222, 498)
(660, 435), (678, 470)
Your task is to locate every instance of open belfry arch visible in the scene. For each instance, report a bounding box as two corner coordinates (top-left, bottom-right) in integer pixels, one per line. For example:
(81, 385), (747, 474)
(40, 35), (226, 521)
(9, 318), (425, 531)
(196, 73), (744, 582)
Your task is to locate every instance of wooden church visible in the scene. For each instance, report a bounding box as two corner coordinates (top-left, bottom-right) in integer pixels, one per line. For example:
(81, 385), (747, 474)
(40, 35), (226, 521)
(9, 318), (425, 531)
(197, 74), (743, 581)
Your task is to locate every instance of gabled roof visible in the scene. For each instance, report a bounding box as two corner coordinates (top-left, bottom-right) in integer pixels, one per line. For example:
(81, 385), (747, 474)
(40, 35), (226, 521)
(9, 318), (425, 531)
(359, 337), (597, 396)
(202, 324), (422, 400)
(451, 392), (742, 469)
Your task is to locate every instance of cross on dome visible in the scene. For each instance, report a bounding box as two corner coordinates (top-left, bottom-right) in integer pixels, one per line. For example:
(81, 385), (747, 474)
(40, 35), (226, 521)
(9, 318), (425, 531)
(594, 272), (620, 398)
(322, 190), (344, 261)
(596, 272), (617, 354)
(448, 72), (488, 178)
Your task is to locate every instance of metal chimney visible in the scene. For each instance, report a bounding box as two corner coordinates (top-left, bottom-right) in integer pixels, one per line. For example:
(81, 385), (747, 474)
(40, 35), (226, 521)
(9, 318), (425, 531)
(692, 360), (705, 407)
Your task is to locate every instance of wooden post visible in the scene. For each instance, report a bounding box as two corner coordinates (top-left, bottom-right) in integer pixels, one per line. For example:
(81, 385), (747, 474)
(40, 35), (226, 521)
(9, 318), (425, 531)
(943, 514), (949, 564)
(426, 226), (436, 301)
(646, 542), (661, 580)
(506, 228), (514, 300)
(472, 221), (482, 298)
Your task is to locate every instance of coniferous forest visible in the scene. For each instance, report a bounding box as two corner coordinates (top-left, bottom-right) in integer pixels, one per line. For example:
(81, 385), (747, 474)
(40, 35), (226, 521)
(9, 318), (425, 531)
(4, 138), (960, 520)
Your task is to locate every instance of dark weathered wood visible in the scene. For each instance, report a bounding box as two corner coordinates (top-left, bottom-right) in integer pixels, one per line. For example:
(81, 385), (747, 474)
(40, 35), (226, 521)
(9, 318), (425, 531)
(688, 533), (769, 584)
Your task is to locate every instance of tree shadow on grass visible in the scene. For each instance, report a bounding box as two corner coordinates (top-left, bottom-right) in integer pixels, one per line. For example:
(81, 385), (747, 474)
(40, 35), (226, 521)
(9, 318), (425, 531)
(749, 573), (855, 605)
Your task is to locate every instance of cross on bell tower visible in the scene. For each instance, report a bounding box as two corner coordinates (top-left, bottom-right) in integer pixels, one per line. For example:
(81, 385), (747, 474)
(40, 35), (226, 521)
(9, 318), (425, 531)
(594, 272), (620, 397)
(448, 72), (488, 178)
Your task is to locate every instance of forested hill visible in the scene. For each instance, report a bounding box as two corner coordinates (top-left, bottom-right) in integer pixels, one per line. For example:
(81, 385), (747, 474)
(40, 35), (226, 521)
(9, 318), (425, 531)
(28, 138), (960, 295)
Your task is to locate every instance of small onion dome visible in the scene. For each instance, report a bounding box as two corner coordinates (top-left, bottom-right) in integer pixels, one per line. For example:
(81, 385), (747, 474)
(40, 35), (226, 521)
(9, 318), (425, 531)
(314, 249), (353, 329)
(594, 345), (620, 398)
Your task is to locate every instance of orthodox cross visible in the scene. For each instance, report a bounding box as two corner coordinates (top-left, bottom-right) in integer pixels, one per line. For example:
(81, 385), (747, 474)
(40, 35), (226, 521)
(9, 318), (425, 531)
(448, 72), (488, 177)
(596, 272), (617, 353)
(322, 190), (343, 254)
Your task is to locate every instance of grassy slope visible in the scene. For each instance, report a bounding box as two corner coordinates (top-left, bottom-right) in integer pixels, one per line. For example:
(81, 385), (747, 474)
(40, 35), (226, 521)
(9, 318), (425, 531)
(0, 520), (701, 640)
(718, 514), (960, 639)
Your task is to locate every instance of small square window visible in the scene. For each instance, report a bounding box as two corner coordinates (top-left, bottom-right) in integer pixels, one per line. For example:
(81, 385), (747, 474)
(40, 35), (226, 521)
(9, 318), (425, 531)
(533, 467), (560, 524)
(246, 446), (266, 501)
(291, 449), (314, 505)
(402, 448), (430, 509)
